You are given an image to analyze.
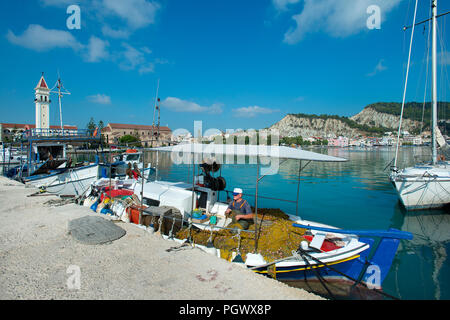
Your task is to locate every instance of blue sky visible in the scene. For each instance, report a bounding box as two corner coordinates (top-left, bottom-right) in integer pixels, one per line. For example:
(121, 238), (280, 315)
(0, 0), (449, 133)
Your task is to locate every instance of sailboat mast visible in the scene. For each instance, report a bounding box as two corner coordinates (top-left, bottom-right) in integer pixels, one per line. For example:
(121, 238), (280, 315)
(151, 79), (160, 147)
(394, 0), (419, 169)
(431, 0), (438, 164)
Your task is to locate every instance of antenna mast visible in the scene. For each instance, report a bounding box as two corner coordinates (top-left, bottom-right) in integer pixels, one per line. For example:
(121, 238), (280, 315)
(50, 72), (71, 130)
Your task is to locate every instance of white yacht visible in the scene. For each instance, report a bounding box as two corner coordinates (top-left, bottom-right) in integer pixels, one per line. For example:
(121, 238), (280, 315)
(390, 0), (450, 210)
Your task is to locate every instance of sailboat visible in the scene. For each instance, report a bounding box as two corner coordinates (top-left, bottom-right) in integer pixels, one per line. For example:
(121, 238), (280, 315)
(390, 0), (450, 210)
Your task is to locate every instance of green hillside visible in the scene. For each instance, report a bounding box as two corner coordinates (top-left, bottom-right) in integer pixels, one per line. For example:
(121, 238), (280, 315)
(287, 102), (450, 135)
(366, 102), (450, 123)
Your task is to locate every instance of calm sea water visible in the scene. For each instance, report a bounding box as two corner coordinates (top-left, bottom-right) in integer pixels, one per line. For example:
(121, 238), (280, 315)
(147, 146), (450, 300)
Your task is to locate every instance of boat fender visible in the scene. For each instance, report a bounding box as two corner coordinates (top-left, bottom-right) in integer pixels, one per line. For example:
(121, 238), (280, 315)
(300, 240), (309, 251)
(90, 201), (99, 212)
(100, 208), (113, 215)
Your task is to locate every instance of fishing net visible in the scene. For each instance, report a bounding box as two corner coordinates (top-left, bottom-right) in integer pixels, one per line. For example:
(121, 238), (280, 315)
(175, 208), (307, 263)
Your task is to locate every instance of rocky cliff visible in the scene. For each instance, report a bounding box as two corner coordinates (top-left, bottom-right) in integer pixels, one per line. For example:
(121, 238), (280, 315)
(269, 104), (427, 138)
(350, 107), (422, 133)
(270, 114), (361, 138)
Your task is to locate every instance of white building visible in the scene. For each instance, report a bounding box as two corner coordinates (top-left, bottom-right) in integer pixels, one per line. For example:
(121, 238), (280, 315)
(34, 74), (50, 131)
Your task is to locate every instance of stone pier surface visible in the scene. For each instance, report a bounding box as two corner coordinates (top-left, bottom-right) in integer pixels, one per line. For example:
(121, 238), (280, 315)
(0, 176), (322, 300)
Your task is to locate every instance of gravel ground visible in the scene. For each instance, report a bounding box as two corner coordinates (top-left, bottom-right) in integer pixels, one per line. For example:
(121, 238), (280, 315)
(0, 176), (322, 300)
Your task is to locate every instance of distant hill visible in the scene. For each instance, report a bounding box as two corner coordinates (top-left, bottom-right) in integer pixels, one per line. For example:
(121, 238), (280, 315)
(360, 102), (450, 124)
(269, 102), (450, 138)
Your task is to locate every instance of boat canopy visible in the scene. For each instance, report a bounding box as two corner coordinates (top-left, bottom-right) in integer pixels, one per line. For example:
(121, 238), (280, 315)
(152, 143), (347, 162)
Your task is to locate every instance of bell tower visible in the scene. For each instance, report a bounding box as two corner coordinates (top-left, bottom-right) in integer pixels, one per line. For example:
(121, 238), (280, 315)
(35, 73), (50, 131)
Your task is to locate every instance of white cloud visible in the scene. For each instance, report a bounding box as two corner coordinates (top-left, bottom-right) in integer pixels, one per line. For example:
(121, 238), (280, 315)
(273, 0), (301, 11)
(439, 51), (450, 66)
(87, 94), (112, 105)
(7, 25), (159, 74)
(367, 59), (387, 77)
(6, 26), (112, 64)
(283, 0), (402, 44)
(84, 36), (109, 62)
(101, 25), (131, 39)
(138, 63), (155, 74)
(101, 0), (160, 30)
(232, 106), (280, 118)
(116, 43), (162, 74)
(161, 97), (223, 114)
(6, 24), (82, 52)
(12, 1), (165, 74)
(39, 0), (160, 38)
(39, 0), (79, 7)
(119, 43), (147, 70)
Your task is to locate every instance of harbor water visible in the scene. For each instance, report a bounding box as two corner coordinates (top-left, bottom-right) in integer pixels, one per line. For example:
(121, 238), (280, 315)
(148, 146), (450, 300)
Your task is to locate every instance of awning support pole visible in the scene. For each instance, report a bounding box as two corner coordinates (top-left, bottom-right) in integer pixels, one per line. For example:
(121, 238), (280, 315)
(191, 153), (195, 212)
(254, 158), (289, 253)
(140, 148), (146, 225)
(254, 161), (259, 253)
(296, 160), (311, 217)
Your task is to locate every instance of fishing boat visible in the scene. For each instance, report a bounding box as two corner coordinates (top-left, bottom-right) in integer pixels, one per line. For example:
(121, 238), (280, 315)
(0, 144), (26, 165)
(87, 143), (412, 298)
(105, 149), (154, 178)
(390, 0), (450, 210)
(18, 127), (102, 196)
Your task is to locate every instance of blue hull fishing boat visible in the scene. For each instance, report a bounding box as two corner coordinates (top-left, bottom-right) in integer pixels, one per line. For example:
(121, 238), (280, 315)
(251, 223), (411, 295)
(86, 143), (413, 298)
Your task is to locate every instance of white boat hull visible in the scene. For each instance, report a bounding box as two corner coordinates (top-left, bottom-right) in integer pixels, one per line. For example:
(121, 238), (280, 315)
(25, 164), (99, 196)
(390, 163), (450, 210)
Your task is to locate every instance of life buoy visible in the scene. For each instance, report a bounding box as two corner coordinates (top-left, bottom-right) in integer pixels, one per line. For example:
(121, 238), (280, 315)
(93, 127), (98, 137)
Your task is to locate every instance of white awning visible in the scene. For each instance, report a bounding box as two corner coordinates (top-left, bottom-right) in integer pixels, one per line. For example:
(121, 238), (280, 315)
(152, 143), (347, 162)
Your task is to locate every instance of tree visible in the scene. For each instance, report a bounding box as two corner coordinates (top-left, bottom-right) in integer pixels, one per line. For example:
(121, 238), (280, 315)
(97, 120), (107, 146)
(86, 117), (96, 131)
(119, 134), (141, 147)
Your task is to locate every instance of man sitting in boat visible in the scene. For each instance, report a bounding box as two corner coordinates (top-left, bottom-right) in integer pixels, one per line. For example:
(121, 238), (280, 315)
(225, 188), (254, 230)
(126, 163), (133, 179)
(131, 163), (142, 180)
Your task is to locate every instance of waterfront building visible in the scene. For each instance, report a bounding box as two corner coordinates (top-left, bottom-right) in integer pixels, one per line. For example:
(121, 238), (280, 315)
(328, 136), (349, 147)
(102, 123), (172, 147)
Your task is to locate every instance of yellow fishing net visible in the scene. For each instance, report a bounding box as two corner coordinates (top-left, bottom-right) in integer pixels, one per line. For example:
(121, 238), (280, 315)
(175, 208), (307, 263)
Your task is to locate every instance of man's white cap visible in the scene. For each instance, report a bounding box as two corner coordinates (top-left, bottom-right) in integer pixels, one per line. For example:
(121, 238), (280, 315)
(233, 188), (243, 194)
